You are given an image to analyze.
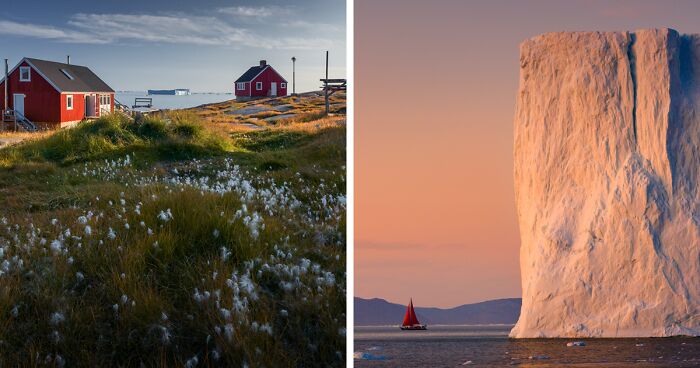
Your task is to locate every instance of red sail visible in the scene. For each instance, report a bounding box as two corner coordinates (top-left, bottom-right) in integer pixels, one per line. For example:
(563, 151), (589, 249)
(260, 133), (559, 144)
(402, 301), (413, 326)
(402, 299), (421, 326)
(409, 300), (420, 325)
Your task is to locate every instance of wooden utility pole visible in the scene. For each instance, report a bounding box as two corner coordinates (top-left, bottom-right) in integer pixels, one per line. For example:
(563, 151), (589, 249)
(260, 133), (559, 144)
(291, 56), (296, 95)
(3, 58), (7, 132)
(319, 51), (346, 116)
(325, 51), (329, 114)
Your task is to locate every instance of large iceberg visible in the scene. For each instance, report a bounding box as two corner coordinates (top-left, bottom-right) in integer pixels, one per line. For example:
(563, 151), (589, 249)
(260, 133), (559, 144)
(511, 29), (700, 337)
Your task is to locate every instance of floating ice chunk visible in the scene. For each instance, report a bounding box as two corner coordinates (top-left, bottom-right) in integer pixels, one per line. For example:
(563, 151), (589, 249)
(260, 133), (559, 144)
(567, 341), (586, 347)
(353, 352), (387, 361)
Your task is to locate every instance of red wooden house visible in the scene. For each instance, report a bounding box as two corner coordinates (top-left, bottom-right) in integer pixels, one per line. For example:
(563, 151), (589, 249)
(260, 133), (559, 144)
(234, 60), (287, 100)
(1, 57), (115, 130)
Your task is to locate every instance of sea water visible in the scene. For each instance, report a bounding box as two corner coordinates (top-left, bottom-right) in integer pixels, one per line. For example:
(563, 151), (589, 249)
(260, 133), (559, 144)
(115, 91), (233, 110)
(354, 325), (700, 367)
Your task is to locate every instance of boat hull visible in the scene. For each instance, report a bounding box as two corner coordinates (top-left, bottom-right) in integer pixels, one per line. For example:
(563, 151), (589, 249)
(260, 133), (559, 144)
(400, 325), (427, 330)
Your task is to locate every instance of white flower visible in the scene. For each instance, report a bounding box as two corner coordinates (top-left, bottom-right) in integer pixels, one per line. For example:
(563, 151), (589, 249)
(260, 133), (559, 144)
(50, 240), (62, 254)
(158, 209), (173, 222)
(84, 225), (92, 236)
(50, 312), (65, 325)
(185, 356), (198, 368)
(76, 272), (84, 282)
(259, 323), (273, 335)
(77, 216), (88, 225)
(107, 228), (116, 240)
(224, 323), (234, 342)
(221, 247), (231, 261)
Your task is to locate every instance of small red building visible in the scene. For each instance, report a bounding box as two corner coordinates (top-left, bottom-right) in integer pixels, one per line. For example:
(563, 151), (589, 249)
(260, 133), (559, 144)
(234, 60), (287, 100)
(1, 57), (115, 129)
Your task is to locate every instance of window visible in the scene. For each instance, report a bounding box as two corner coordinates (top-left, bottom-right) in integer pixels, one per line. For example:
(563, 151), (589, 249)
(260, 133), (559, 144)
(236, 82), (246, 90)
(60, 69), (74, 80)
(281, 83), (286, 88)
(107, 95), (111, 105)
(66, 95), (73, 110)
(19, 67), (30, 82)
(256, 82), (262, 90)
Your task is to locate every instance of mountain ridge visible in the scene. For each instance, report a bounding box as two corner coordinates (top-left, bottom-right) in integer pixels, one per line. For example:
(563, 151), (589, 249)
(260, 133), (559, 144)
(354, 297), (521, 326)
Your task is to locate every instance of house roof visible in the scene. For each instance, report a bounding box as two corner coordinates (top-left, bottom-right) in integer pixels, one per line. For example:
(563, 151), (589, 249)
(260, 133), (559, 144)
(21, 58), (114, 93)
(235, 65), (269, 83)
(235, 64), (287, 83)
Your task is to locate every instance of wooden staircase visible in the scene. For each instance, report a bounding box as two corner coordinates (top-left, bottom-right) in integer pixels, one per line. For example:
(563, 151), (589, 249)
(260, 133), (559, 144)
(2, 109), (38, 132)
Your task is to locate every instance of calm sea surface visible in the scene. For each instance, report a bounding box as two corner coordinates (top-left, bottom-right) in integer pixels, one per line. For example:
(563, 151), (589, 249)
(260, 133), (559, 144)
(354, 325), (700, 367)
(115, 91), (233, 110)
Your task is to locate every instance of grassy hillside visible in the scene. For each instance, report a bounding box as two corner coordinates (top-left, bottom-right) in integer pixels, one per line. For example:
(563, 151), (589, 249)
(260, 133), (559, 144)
(0, 105), (346, 366)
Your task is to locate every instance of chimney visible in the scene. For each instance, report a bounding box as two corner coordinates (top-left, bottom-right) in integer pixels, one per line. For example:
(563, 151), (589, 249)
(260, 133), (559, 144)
(260, 60), (267, 67)
(67, 55), (70, 65)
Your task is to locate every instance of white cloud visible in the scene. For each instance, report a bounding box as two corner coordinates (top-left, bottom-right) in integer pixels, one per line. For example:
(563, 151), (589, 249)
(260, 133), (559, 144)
(0, 12), (334, 50)
(217, 6), (277, 18)
(283, 20), (343, 33)
(0, 20), (106, 44)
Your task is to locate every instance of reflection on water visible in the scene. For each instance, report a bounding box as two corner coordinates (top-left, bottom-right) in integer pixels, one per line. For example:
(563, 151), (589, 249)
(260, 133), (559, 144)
(354, 325), (700, 367)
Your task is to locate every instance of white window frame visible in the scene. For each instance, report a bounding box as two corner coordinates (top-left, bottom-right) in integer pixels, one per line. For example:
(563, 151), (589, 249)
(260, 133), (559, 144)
(236, 82), (246, 91)
(280, 82), (286, 88)
(256, 82), (262, 90)
(66, 95), (73, 110)
(19, 66), (31, 82)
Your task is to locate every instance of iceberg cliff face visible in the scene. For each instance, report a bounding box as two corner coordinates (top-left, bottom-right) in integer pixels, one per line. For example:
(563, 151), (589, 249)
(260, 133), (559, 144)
(512, 29), (700, 338)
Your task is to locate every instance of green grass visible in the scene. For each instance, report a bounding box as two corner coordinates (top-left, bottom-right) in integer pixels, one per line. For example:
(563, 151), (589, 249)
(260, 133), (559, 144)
(0, 112), (233, 167)
(0, 112), (346, 366)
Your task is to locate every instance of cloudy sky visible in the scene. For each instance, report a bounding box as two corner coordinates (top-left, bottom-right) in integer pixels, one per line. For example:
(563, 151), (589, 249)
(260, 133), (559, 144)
(0, 0), (345, 92)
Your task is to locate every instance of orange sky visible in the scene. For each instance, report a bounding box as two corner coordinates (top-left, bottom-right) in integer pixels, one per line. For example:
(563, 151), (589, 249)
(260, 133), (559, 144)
(354, 0), (700, 308)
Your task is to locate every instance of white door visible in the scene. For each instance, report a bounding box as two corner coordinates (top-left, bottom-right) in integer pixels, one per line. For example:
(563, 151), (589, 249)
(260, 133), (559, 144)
(13, 94), (25, 116)
(271, 82), (277, 96)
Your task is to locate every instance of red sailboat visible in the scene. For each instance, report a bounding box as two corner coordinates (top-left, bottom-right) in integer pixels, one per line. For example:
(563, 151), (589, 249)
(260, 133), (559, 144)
(400, 298), (427, 330)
